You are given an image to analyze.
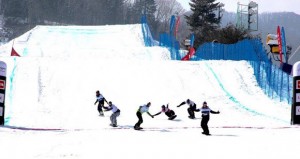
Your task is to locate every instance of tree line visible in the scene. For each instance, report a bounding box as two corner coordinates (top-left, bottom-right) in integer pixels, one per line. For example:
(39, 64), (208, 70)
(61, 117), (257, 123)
(186, 0), (254, 48)
(0, 0), (186, 42)
(0, 0), (252, 48)
(2, 0), (134, 25)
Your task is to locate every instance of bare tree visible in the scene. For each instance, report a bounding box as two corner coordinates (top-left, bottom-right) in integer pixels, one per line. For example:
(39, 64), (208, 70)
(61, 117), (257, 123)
(155, 0), (185, 32)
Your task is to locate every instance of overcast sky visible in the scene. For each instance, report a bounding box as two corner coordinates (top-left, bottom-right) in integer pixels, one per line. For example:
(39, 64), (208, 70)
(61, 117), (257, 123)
(177, 0), (300, 15)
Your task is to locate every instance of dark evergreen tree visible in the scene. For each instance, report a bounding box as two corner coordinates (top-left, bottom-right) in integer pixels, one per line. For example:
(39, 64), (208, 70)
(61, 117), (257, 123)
(124, 2), (135, 24)
(143, 0), (157, 24)
(215, 23), (253, 44)
(108, 0), (125, 24)
(130, 0), (157, 37)
(185, 0), (223, 48)
(131, 0), (145, 24)
(144, 0), (158, 38)
(2, 0), (28, 23)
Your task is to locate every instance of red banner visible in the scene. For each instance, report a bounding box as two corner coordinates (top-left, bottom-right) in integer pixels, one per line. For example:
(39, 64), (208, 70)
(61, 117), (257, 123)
(277, 26), (283, 64)
(174, 16), (180, 37)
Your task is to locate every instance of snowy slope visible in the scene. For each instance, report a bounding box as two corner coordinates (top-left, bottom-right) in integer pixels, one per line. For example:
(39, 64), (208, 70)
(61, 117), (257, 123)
(0, 24), (291, 128)
(0, 24), (297, 159)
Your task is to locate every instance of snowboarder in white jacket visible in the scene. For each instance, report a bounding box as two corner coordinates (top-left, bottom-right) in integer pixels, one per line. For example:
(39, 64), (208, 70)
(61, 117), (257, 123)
(134, 102), (154, 130)
(94, 90), (108, 116)
(196, 101), (220, 135)
(104, 101), (121, 127)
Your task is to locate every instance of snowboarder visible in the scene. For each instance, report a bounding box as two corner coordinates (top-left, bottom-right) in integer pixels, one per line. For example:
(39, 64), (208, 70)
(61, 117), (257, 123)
(196, 101), (220, 135)
(134, 102), (154, 130)
(94, 90), (108, 116)
(153, 104), (177, 120)
(104, 101), (121, 127)
(177, 99), (198, 119)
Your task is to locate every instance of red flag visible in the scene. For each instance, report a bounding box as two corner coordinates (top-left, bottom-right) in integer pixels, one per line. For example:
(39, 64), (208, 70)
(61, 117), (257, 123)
(11, 47), (20, 57)
(277, 26), (282, 64)
(174, 16), (180, 37)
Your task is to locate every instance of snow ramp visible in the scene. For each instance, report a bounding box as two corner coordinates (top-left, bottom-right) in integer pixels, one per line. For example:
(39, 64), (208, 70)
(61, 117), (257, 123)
(0, 24), (290, 129)
(0, 24), (170, 59)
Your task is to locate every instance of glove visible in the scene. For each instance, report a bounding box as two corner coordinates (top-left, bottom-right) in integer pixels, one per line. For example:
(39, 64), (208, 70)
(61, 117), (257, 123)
(103, 106), (109, 110)
(217, 111), (220, 114)
(177, 105), (180, 107)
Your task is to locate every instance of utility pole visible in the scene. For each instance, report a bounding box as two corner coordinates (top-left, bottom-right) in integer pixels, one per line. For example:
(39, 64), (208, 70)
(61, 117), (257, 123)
(248, 1), (258, 31)
(236, 1), (258, 31)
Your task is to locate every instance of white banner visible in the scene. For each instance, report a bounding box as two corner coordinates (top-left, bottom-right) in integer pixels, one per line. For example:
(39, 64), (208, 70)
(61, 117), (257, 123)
(0, 61), (6, 77)
(0, 107), (3, 117)
(296, 93), (300, 102)
(0, 93), (4, 103)
(296, 106), (300, 115)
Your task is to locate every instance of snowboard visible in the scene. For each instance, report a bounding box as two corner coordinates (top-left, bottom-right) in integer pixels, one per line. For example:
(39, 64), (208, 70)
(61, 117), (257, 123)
(134, 127), (143, 130)
(109, 124), (117, 127)
(99, 112), (104, 116)
(168, 115), (177, 120)
(202, 132), (211, 136)
(188, 116), (196, 119)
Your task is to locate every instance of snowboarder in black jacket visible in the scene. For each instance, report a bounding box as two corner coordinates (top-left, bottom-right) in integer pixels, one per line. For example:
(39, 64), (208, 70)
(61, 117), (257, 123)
(177, 99), (198, 119)
(196, 101), (220, 135)
(153, 104), (177, 120)
(94, 90), (108, 116)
